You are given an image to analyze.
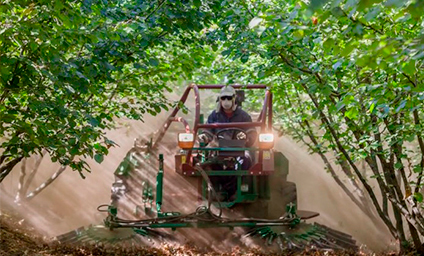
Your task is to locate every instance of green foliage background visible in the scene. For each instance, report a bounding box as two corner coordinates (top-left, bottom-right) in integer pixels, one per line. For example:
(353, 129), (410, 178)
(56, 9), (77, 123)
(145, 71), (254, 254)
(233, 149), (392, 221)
(0, 0), (219, 178)
(198, 0), (424, 250)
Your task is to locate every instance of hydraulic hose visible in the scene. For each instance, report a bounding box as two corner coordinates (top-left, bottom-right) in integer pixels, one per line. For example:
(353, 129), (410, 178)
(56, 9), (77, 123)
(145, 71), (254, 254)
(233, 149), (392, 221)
(194, 164), (223, 218)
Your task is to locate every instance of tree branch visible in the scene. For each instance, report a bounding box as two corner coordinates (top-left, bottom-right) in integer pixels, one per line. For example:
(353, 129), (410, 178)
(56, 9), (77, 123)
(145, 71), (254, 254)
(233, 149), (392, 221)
(341, 8), (383, 35)
(144, 0), (166, 21)
(15, 158), (27, 204)
(26, 165), (67, 200)
(0, 156), (24, 183)
(278, 53), (314, 75)
(22, 149), (47, 196)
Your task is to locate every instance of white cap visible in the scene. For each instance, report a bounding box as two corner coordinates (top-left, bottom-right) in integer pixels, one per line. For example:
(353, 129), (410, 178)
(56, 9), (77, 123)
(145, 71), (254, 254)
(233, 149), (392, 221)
(220, 86), (236, 97)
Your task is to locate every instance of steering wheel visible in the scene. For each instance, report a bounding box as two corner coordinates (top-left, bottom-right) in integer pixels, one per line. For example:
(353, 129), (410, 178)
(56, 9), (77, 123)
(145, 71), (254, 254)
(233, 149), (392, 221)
(216, 128), (247, 141)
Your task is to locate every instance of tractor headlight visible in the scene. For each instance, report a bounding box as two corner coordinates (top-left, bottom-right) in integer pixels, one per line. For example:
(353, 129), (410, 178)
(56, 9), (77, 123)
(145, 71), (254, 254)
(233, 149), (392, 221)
(178, 133), (194, 149)
(258, 133), (274, 149)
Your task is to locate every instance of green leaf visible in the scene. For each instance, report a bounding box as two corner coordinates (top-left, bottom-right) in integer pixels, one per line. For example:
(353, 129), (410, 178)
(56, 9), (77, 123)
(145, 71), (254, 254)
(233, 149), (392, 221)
(406, 134), (415, 142)
(105, 138), (117, 147)
(402, 60), (416, 76)
(58, 147), (66, 155)
(149, 58), (159, 66)
(293, 30), (304, 39)
(394, 162), (403, 169)
(94, 153), (104, 164)
(413, 192), (423, 203)
(342, 41), (357, 56)
(331, 6), (345, 17)
(332, 60), (342, 71)
(221, 49), (232, 56)
(412, 51), (424, 60)
(308, 0), (329, 12)
(413, 165), (422, 173)
(241, 54), (250, 63)
(395, 100), (406, 113)
(193, 0), (201, 8)
(88, 116), (99, 127)
(345, 108), (358, 119)
(364, 6), (381, 21)
(369, 103), (375, 113)
(248, 17), (263, 29)
(323, 38), (334, 50)
(93, 143), (102, 150)
(336, 101), (345, 111)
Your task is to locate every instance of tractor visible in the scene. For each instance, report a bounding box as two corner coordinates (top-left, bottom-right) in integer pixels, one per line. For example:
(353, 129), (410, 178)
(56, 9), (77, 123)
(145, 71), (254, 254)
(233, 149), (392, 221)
(57, 84), (358, 251)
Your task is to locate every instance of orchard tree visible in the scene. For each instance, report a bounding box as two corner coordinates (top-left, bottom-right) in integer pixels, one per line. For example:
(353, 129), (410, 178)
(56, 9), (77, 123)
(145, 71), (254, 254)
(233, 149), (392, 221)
(201, 0), (424, 252)
(0, 0), (220, 183)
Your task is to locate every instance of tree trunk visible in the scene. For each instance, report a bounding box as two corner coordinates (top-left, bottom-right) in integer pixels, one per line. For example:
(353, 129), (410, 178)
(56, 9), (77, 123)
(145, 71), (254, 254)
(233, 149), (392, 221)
(26, 165), (67, 200)
(408, 222), (424, 254)
(22, 150), (46, 196)
(0, 156), (24, 183)
(15, 158), (27, 204)
(393, 206), (407, 253)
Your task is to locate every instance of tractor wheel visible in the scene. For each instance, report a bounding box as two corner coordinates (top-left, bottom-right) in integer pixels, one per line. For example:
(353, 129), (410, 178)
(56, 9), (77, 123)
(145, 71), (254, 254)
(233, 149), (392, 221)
(242, 199), (269, 219)
(242, 182), (297, 219)
(267, 181), (297, 219)
(281, 181), (297, 210)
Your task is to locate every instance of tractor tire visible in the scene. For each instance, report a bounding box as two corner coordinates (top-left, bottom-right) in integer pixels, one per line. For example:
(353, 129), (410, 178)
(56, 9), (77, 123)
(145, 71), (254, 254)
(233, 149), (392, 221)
(267, 181), (297, 219)
(242, 199), (269, 219)
(281, 181), (297, 210)
(242, 181), (297, 219)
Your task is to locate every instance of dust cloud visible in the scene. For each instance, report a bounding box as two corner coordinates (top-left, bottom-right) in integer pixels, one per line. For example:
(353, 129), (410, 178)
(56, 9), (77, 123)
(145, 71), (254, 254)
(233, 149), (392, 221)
(0, 90), (394, 253)
(274, 138), (395, 252)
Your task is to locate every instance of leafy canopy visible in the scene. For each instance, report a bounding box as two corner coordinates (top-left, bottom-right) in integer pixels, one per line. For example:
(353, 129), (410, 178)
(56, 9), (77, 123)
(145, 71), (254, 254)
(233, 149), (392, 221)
(0, 0), (220, 179)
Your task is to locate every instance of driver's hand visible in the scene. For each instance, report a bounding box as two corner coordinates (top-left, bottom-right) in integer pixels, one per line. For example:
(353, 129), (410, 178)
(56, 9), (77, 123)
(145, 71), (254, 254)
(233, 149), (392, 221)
(236, 132), (247, 140)
(198, 133), (210, 144)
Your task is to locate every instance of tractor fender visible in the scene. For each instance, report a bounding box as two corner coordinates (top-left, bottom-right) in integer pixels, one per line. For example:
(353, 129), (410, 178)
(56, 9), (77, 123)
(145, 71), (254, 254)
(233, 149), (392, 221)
(273, 151), (289, 182)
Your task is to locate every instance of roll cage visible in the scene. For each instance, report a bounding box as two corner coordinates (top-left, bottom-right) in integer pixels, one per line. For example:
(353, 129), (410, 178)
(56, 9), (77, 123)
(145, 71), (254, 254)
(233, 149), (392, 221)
(152, 84), (274, 175)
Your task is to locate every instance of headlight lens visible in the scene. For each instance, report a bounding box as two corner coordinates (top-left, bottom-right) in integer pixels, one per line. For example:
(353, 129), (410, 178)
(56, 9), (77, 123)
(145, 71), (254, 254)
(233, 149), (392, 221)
(258, 133), (274, 149)
(178, 133), (194, 149)
(259, 133), (274, 143)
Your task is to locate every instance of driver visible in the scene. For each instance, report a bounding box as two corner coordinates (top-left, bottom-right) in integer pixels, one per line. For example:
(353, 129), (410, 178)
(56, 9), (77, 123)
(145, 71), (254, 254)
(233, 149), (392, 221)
(198, 85), (252, 143)
(198, 85), (254, 201)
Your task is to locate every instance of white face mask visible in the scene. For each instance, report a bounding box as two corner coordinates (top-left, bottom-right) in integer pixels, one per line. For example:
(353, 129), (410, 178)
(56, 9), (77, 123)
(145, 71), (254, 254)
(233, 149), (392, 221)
(221, 99), (233, 110)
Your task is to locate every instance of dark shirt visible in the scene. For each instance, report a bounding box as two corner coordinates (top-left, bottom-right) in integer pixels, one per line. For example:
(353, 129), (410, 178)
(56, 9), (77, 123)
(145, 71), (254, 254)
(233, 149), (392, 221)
(206, 107), (254, 164)
(207, 107), (252, 124)
(206, 107), (252, 135)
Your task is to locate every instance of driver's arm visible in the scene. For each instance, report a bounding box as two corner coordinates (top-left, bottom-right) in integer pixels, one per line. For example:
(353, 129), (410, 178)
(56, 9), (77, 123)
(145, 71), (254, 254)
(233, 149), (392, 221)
(239, 111), (256, 144)
(198, 111), (216, 144)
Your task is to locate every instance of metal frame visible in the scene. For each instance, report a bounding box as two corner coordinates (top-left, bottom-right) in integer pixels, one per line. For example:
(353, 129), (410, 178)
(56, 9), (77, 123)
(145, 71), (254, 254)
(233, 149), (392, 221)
(147, 84), (275, 208)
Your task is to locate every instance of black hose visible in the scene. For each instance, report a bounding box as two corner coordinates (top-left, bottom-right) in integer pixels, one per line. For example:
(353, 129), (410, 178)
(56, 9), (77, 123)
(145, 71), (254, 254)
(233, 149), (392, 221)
(194, 164), (223, 218)
(97, 204), (111, 212)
